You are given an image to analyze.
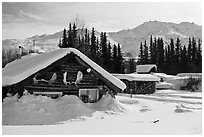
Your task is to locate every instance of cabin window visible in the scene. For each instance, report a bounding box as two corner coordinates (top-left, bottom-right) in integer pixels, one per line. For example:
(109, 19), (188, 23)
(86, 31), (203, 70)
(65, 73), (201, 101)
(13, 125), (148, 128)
(79, 89), (99, 103)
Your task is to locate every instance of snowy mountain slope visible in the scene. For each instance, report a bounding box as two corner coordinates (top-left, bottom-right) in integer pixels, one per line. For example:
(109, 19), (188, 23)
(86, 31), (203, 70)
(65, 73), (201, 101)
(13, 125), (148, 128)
(2, 29), (118, 53)
(2, 30), (63, 52)
(2, 21), (201, 56)
(108, 21), (202, 56)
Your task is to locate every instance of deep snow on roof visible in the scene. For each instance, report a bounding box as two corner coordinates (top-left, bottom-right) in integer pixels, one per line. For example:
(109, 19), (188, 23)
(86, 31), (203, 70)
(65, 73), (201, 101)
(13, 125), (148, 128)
(136, 64), (157, 73)
(2, 48), (126, 91)
(152, 73), (178, 79)
(112, 73), (160, 82)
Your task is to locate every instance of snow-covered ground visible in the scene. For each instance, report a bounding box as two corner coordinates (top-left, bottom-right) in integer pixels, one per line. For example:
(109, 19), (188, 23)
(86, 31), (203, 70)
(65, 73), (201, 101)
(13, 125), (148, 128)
(2, 90), (202, 135)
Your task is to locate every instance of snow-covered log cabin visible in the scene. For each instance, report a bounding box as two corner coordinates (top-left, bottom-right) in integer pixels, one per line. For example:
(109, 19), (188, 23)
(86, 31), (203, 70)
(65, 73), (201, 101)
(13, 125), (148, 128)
(136, 64), (157, 74)
(2, 48), (126, 103)
(112, 73), (160, 94)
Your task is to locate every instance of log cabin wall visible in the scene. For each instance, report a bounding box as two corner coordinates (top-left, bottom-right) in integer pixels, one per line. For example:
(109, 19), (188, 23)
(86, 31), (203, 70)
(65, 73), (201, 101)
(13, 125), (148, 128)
(23, 54), (103, 100)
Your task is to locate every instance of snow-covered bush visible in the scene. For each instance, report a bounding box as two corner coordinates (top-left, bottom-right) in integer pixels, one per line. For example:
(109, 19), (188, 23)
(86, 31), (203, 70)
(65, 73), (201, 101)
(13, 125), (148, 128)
(2, 47), (29, 68)
(2, 47), (18, 68)
(181, 78), (202, 92)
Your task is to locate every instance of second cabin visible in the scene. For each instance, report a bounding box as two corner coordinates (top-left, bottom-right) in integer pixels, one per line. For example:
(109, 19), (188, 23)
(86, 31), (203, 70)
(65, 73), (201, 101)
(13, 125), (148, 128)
(2, 48), (126, 103)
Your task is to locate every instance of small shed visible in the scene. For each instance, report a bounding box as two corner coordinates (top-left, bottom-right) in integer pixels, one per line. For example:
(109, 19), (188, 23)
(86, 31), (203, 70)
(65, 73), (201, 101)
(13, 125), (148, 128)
(112, 73), (160, 94)
(136, 64), (157, 74)
(2, 48), (126, 102)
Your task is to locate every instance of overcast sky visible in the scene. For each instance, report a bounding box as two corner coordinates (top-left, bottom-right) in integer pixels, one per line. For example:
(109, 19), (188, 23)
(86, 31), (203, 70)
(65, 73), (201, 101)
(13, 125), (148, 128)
(2, 2), (202, 39)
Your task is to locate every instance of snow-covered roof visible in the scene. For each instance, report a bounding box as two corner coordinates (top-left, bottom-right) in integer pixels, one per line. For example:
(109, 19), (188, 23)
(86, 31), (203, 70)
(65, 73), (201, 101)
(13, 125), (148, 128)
(112, 73), (160, 82)
(152, 73), (177, 79)
(136, 64), (157, 73)
(2, 48), (126, 91)
(177, 73), (202, 78)
(152, 73), (188, 80)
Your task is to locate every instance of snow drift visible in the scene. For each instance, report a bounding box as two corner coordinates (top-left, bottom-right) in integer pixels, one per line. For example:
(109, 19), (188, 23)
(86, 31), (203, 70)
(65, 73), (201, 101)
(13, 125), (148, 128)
(2, 93), (125, 125)
(2, 90), (202, 135)
(156, 82), (173, 89)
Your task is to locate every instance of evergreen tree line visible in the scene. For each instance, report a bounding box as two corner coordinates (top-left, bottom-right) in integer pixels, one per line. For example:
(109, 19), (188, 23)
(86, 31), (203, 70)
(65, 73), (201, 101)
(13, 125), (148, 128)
(138, 36), (202, 74)
(58, 23), (124, 73)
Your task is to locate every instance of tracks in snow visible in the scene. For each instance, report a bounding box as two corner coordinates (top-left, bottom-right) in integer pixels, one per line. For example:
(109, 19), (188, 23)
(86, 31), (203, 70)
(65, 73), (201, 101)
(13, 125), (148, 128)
(117, 92), (202, 106)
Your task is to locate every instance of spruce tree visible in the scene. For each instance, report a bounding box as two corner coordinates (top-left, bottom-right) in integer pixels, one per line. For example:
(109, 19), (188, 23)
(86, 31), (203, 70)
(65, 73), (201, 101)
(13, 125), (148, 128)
(152, 37), (157, 64)
(191, 37), (197, 63)
(77, 36), (82, 51)
(62, 28), (67, 48)
(144, 40), (149, 64)
(117, 43), (123, 73)
(84, 28), (90, 56)
(170, 38), (175, 65)
(187, 37), (192, 61)
(149, 35), (154, 63)
(72, 23), (78, 48)
(164, 47), (168, 62)
(196, 39), (202, 65)
(67, 23), (73, 47)
(107, 42), (112, 71)
(81, 36), (85, 53)
(175, 38), (181, 63)
(138, 42), (144, 64)
(129, 58), (135, 73)
(167, 44), (171, 65)
(101, 32), (108, 69)
(196, 39), (202, 72)
(175, 38), (182, 73)
(180, 45), (188, 72)
(90, 27), (96, 61)
(96, 37), (100, 63)
(112, 44), (118, 72)
(157, 38), (164, 68)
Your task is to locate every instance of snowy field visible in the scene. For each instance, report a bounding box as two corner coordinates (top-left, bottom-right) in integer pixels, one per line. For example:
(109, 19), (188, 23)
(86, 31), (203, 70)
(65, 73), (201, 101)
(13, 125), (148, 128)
(2, 90), (202, 135)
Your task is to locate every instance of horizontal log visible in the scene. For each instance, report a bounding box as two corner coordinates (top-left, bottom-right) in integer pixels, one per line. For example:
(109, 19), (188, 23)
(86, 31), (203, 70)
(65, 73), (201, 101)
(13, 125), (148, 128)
(25, 85), (78, 91)
(33, 91), (63, 95)
(60, 64), (84, 69)
(26, 83), (99, 89)
(30, 90), (79, 96)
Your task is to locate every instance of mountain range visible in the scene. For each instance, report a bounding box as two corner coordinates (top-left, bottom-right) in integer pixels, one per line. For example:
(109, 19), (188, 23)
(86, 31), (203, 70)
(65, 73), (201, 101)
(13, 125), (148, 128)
(2, 21), (202, 56)
(108, 21), (202, 56)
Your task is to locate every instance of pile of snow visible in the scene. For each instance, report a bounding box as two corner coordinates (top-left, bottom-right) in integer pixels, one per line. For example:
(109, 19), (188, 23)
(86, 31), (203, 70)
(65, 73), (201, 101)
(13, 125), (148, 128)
(156, 82), (173, 89)
(88, 94), (125, 112)
(166, 78), (189, 90)
(3, 91), (202, 135)
(2, 93), (124, 125)
(152, 73), (189, 90)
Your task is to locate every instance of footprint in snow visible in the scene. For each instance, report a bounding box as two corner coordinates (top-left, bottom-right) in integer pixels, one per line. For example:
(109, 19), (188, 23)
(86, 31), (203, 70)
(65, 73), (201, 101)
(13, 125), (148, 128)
(175, 106), (192, 113)
(140, 108), (150, 112)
